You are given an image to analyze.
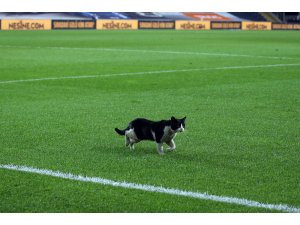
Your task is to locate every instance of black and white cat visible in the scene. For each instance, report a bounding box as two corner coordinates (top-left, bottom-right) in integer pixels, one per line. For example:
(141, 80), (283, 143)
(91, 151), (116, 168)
(115, 116), (186, 155)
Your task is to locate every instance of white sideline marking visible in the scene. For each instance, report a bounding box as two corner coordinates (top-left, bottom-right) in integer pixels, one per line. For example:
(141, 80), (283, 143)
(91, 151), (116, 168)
(1, 63), (300, 85)
(0, 164), (299, 213)
(0, 45), (299, 60)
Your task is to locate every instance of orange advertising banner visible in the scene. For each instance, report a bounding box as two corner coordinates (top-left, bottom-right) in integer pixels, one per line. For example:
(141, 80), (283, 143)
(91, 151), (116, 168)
(176, 21), (210, 30)
(183, 13), (231, 21)
(2, 20), (51, 30)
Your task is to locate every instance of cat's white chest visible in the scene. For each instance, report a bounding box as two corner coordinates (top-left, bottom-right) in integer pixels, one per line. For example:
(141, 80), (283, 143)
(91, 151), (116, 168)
(161, 126), (176, 143)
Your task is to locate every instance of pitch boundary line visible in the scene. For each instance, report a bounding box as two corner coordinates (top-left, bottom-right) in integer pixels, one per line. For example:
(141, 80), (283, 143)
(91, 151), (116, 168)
(0, 45), (299, 60)
(1, 63), (300, 85)
(0, 164), (299, 212)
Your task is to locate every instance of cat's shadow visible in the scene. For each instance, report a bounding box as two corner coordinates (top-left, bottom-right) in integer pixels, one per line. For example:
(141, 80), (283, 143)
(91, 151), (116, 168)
(90, 143), (206, 165)
(113, 145), (206, 163)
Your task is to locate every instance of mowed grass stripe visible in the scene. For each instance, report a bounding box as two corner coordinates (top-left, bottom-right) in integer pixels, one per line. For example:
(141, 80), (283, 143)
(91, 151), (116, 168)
(1, 164), (299, 213)
(0, 45), (299, 60)
(1, 63), (300, 84)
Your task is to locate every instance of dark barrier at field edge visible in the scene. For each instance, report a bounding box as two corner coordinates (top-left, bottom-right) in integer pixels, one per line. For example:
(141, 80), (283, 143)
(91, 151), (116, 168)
(138, 20), (175, 29)
(272, 23), (300, 30)
(211, 21), (242, 30)
(52, 20), (96, 29)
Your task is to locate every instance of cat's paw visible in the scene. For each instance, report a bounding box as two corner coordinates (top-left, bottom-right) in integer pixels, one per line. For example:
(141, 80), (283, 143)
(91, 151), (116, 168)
(167, 147), (176, 151)
(157, 149), (165, 155)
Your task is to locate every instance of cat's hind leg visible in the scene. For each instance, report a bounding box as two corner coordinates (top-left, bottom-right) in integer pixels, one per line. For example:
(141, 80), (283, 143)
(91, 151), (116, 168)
(125, 135), (130, 147)
(129, 138), (140, 150)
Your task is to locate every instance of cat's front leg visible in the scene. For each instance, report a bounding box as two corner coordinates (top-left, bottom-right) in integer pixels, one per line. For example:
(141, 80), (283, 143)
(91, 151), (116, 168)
(156, 143), (164, 155)
(166, 139), (176, 151)
(129, 143), (135, 150)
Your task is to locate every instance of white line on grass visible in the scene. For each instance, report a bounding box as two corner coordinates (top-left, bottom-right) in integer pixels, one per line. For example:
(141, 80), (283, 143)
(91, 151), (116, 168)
(0, 164), (299, 213)
(0, 45), (299, 60)
(1, 63), (300, 85)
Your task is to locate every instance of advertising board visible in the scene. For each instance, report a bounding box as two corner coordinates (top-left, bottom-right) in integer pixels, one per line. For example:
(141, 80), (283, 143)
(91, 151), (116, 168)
(272, 23), (300, 30)
(97, 20), (138, 29)
(176, 21), (210, 30)
(2, 20), (51, 30)
(242, 22), (272, 30)
(211, 21), (241, 30)
(138, 21), (175, 29)
(52, 20), (96, 29)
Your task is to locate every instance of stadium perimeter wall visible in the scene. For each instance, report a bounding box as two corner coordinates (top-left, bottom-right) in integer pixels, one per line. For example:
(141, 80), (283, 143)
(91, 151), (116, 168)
(0, 19), (299, 30)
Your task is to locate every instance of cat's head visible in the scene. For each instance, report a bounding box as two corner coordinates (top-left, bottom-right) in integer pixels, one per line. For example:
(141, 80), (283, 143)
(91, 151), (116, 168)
(170, 116), (186, 133)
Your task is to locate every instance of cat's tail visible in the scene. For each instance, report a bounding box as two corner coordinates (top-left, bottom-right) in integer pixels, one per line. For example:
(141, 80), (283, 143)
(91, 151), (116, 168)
(115, 127), (127, 136)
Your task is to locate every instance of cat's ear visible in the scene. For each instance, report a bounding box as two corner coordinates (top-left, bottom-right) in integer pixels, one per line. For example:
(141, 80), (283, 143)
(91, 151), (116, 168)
(171, 116), (176, 121)
(182, 116), (186, 121)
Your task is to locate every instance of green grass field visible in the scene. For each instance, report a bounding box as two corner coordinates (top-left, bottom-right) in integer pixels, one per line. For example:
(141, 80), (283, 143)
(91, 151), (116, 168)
(0, 30), (299, 212)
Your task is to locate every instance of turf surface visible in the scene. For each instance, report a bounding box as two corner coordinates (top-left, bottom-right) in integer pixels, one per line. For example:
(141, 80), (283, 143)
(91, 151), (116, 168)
(0, 30), (299, 212)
